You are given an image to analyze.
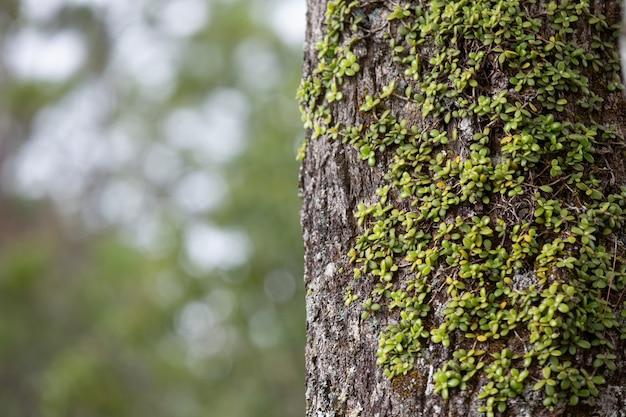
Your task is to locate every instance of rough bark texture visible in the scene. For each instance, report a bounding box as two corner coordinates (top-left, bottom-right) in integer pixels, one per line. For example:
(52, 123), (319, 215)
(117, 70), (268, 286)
(300, 1), (626, 416)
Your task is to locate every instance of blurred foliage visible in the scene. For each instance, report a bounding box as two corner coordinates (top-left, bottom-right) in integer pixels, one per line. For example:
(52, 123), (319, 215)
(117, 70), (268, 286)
(0, 0), (305, 416)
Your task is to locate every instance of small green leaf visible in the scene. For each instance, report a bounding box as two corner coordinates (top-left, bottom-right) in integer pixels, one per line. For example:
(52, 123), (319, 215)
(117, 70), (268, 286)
(539, 185), (553, 193)
(448, 378), (460, 388)
(592, 376), (606, 385)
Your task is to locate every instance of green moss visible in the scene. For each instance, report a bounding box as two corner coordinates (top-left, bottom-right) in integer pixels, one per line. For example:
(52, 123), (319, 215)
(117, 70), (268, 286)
(299, 0), (626, 414)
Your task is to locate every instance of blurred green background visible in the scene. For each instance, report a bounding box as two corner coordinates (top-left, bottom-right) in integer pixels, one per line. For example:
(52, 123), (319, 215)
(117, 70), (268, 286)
(0, 0), (305, 416)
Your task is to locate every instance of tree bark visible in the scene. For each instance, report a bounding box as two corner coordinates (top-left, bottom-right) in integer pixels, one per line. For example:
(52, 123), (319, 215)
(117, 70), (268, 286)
(300, 1), (626, 416)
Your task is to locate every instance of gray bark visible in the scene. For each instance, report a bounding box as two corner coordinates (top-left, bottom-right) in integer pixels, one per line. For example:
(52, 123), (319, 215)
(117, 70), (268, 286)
(300, 1), (626, 416)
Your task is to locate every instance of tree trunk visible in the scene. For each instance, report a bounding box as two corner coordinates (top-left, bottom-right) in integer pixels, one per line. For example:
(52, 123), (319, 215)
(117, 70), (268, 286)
(299, 1), (626, 416)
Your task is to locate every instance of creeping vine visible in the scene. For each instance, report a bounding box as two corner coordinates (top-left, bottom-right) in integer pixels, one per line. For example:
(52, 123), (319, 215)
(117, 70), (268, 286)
(298, 0), (626, 415)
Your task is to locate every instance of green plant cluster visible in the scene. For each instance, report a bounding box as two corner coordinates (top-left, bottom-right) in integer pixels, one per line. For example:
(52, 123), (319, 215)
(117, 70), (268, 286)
(298, 0), (626, 415)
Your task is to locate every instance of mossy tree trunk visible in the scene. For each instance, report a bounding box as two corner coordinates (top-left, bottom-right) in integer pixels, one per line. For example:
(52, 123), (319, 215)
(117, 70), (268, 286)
(299, 1), (626, 416)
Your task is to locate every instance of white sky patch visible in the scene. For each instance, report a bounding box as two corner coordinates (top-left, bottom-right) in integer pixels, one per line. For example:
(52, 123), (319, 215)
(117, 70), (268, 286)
(124, 213), (177, 258)
(20, 0), (146, 28)
(9, 81), (114, 202)
(176, 298), (239, 359)
(173, 170), (227, 214)
(202, 88), (250, 161)
(107, 124), (141, 169)
(113, 25), (176, 98)
(269, 0), (306, 47)
(183, 222), (251, 273)
(20, 0), (66, 22)
(164, 88), (250, 164)
(99, 178), (153, 226)
(4, 28), (86, 82)
(157, 0), (211, 38)
(142, 144), (183, 187)
(66, 0), (131, 7)
(178, 302), (216, 340)
(234, 38), (282, 91)
(177, 301), (225, 358)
